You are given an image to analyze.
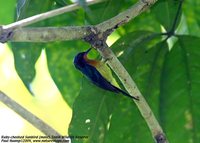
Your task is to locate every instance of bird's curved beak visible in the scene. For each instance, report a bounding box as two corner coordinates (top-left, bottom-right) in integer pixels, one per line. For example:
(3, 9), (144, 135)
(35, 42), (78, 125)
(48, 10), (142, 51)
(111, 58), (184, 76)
(85, 48), (92, 55)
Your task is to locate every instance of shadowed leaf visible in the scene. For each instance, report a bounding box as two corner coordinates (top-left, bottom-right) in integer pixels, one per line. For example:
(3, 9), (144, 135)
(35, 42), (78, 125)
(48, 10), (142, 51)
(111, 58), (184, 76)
(152, 0), (181, 32)
(160, 36), (200, 142)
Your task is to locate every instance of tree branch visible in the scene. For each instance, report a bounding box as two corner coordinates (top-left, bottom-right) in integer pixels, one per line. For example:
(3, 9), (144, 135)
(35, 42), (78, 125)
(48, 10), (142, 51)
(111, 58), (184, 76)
(1, 0), (154, 42)
(1, 0), (169, 143)
(96, 0), (152, 32)
(11, 26), (90, 42)
(98, 43), (168, 143)
(0, 0), (103, 43)
(83, 0), (168, 142)
(0, 91), (61, 136)
(84, 25), (167, 143)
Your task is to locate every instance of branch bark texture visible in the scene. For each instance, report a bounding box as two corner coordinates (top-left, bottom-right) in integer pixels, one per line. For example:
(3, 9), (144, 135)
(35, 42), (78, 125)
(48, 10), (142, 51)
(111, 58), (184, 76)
(98, 43), (168, 143)
(1, 0), (154, 42)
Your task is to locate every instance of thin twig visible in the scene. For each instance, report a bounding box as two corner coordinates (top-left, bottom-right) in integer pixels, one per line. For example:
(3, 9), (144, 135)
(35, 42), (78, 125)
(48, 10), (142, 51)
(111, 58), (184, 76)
(2, 0), (104, 30)
(0, 91), (61, 136)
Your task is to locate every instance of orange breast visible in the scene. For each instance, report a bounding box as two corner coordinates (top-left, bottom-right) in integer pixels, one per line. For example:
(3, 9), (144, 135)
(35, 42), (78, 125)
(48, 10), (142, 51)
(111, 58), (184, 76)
(83, 54), (99, 67)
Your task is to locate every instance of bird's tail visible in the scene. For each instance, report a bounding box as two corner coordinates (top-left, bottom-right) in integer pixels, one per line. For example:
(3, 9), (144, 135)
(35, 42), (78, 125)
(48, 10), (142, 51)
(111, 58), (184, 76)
(114, 86), (139, 100)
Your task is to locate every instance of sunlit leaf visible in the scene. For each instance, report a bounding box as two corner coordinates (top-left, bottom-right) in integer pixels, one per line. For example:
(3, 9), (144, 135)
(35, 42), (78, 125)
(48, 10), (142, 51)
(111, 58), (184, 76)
(11, 43), (42, 94)
(11, 0), (84, 100)
(11, 1), (55, 94)
(0, 0), (15, 24)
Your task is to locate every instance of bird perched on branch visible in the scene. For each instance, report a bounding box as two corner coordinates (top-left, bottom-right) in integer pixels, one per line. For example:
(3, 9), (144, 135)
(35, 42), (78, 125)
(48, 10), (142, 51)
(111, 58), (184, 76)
(74, 48), (139, 100)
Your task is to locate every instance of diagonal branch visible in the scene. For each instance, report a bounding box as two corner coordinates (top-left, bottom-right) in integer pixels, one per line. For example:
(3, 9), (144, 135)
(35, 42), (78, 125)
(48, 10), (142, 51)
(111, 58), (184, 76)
(82, 0), (168, 142)
(84, 24), (168, 143)
(0, 91), (61, 136)
(2, 0), (104, 30)
(98, 43), (168, 143)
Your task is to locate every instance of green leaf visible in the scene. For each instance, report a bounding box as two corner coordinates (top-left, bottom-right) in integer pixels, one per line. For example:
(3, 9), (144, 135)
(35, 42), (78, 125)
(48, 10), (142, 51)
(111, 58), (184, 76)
(160, 36), (200, 142)
(151, 0), (181, 32)
(15, 0), (54, 20)
(11, 0), (84, 99)
(182, 0), (200, 37)
(54, 0), (69, 7)
(105, 98), (153, 143)
(78, 0), (89, 13)
(46, 41), (87, 107)
(85, 0), (131, 25)
(44, 9), (85, 106)
(106, 31), (168, 143)
(118, 41), (168, 118)
(0, 0), (15, 24)
(11, 43), (42, 94)
(194, 1), (200, 28)
(11, 1), (55, 94)
(119, 7), (161, 35)
(69, 31), (168, 142)
(69, 78), (119, 143)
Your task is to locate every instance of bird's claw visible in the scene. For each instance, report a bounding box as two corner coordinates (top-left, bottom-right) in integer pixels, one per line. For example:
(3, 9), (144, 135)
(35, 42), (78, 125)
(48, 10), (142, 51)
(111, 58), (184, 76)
(102, 57), (113, 63)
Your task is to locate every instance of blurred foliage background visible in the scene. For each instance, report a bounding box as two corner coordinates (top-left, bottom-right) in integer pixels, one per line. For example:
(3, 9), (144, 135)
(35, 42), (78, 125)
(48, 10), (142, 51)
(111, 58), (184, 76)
(0, 0), (200, 143)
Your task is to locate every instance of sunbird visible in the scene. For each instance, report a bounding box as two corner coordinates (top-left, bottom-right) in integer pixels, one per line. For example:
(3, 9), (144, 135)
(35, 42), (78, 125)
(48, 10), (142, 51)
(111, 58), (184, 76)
(74, 48), (139, 100)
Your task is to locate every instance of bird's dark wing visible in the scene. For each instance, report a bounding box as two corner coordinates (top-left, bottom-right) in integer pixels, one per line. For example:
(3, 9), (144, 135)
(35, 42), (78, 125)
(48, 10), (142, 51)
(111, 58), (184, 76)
(82, 64), (138, 100)
(82, 64), (114, 90)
